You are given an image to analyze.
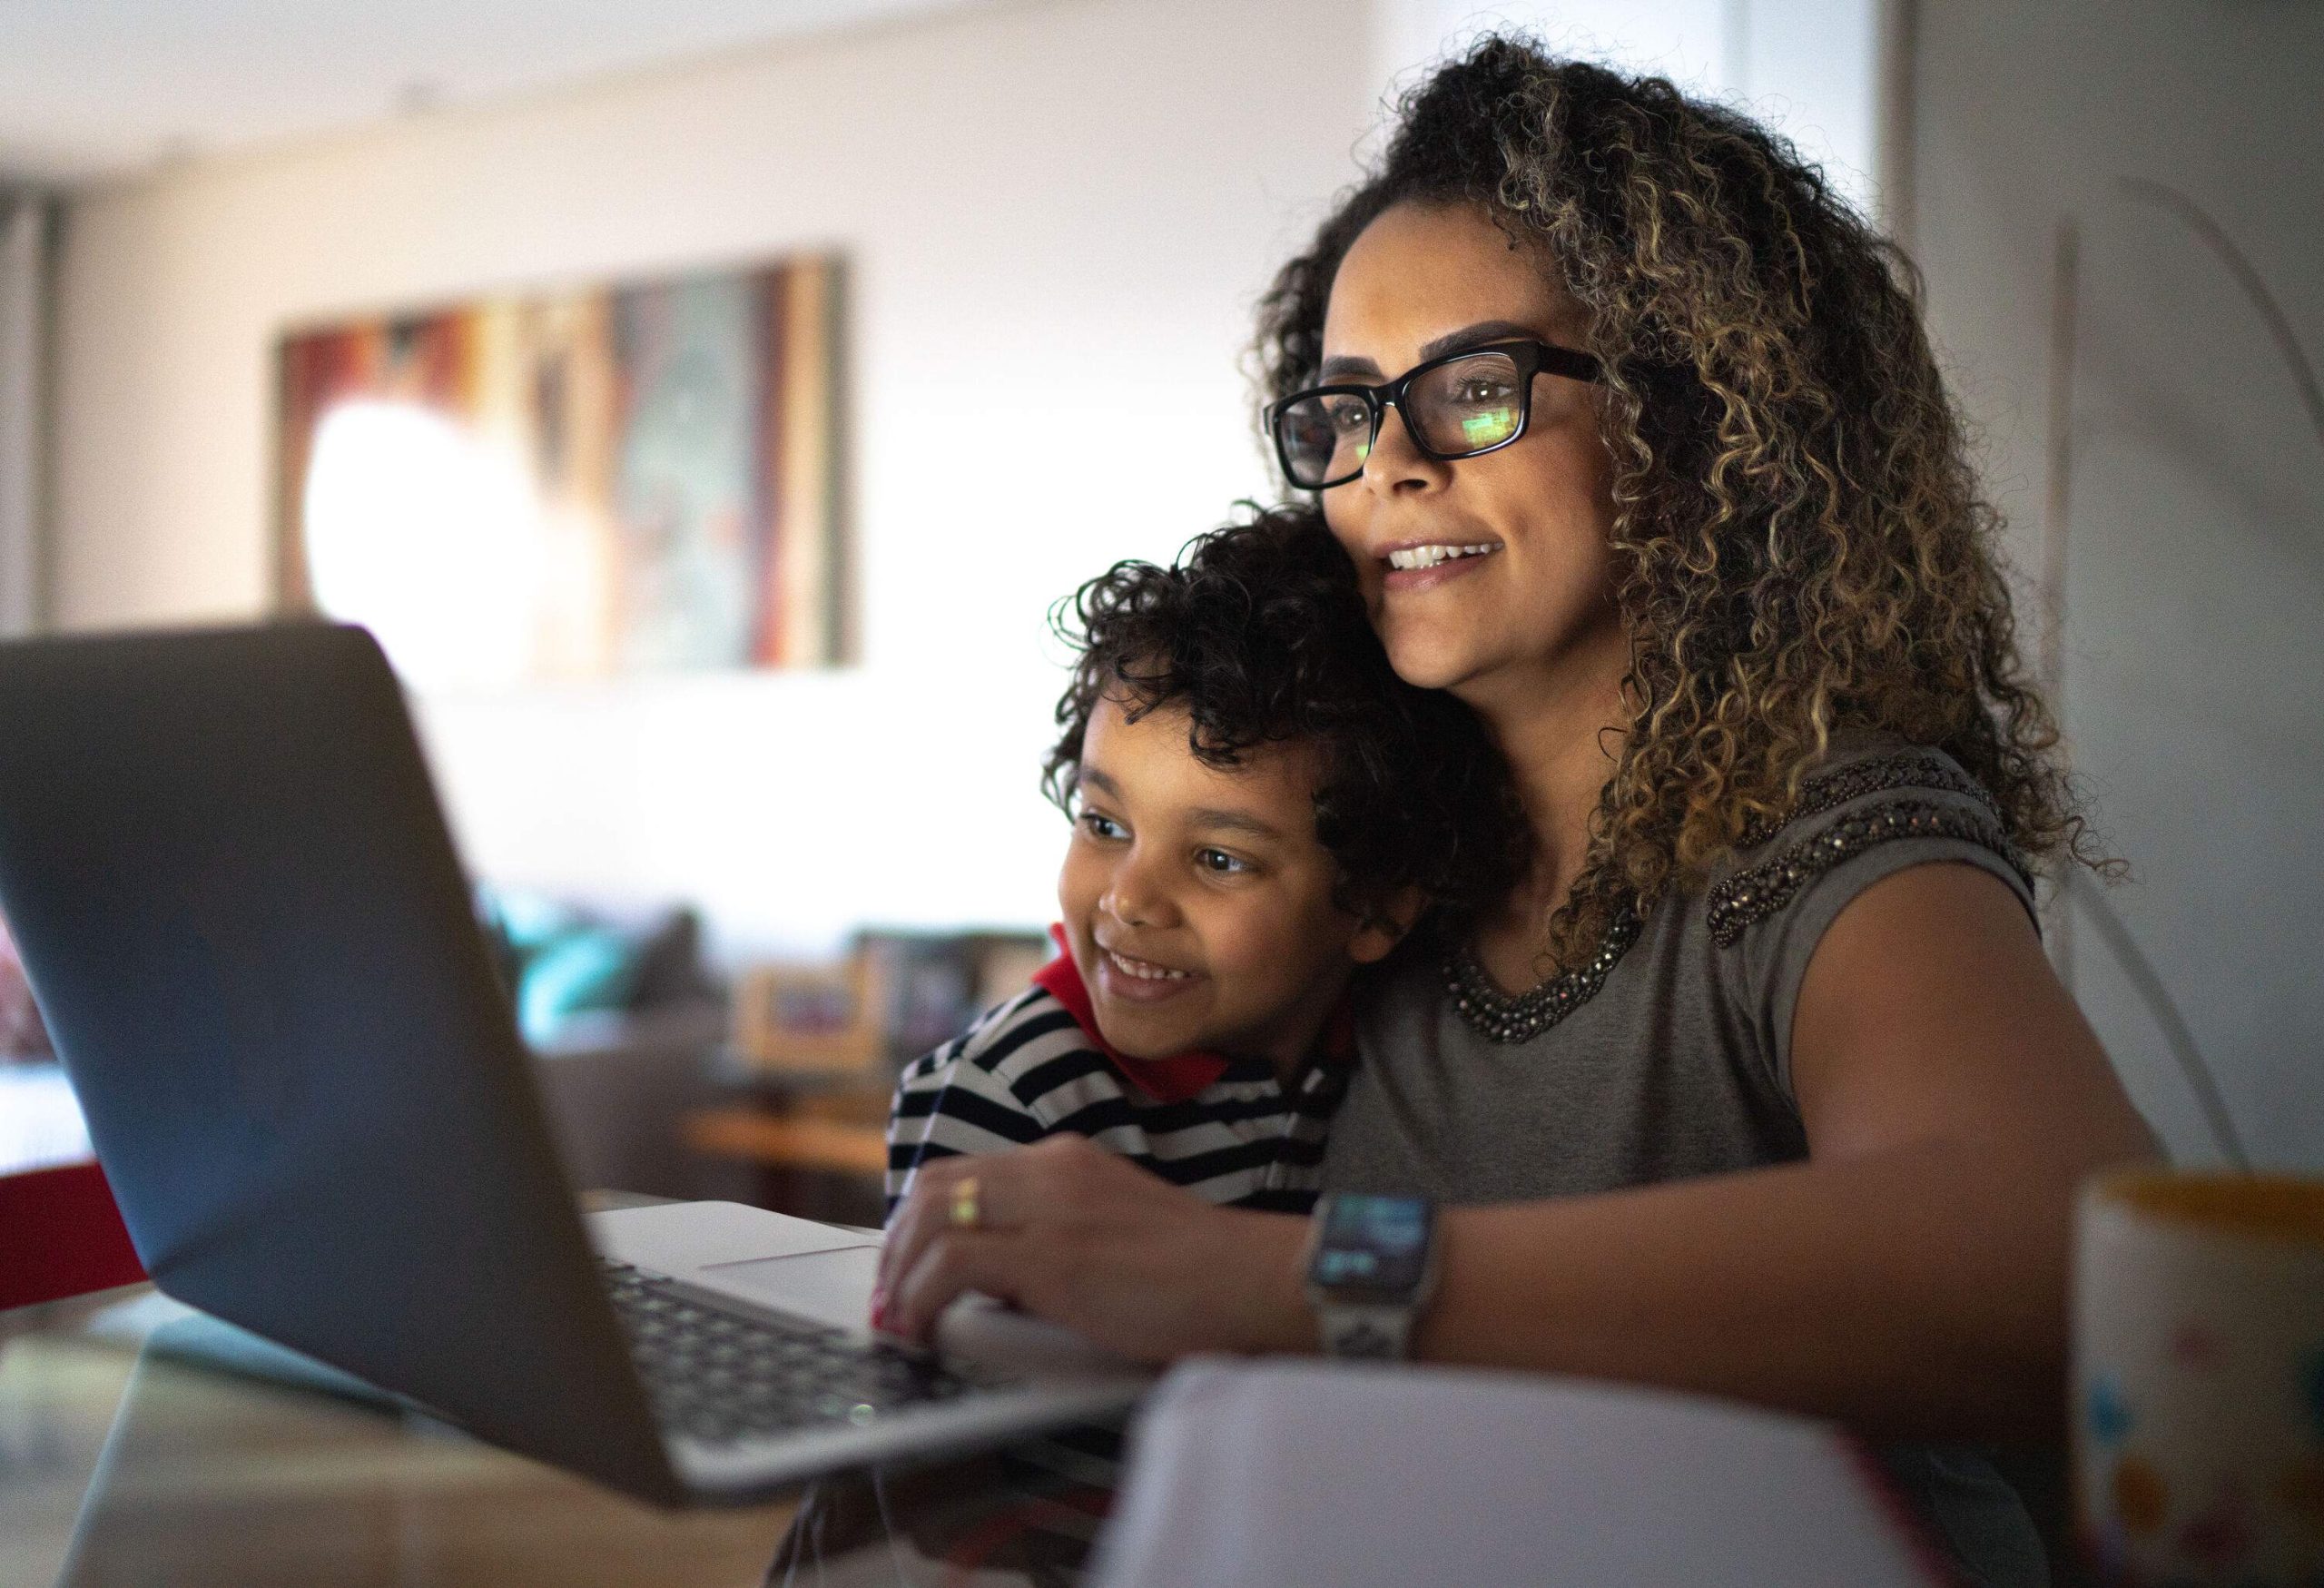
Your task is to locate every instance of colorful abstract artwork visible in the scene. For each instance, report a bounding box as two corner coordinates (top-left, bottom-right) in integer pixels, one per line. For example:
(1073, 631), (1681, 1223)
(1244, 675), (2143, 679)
(276, 257), (844, 686)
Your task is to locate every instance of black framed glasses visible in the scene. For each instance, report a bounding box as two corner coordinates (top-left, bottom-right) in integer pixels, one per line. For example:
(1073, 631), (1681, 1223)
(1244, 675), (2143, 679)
(1266, 339), (1603, 490)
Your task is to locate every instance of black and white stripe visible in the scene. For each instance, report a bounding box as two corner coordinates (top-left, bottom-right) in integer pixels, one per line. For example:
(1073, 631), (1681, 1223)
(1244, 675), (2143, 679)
(885, 985), (1348, 1220)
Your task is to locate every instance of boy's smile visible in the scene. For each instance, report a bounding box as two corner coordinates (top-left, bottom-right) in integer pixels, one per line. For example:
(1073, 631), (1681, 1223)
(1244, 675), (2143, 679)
(1057, 693), (1405, 1080)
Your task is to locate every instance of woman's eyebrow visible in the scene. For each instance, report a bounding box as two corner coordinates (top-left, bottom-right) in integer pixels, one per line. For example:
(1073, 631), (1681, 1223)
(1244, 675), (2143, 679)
(1317, 320), (1545, 382)
(1416, 319), (1541, 360)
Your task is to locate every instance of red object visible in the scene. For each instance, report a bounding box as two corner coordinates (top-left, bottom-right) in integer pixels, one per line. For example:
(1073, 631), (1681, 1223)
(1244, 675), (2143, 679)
(0, 1159), (147, 1310)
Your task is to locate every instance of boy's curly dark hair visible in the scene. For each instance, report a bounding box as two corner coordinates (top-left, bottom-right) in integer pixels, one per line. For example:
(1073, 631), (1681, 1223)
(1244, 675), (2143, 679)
(1044, 506), (1526, 934)
(1254, 36), (2102, 969)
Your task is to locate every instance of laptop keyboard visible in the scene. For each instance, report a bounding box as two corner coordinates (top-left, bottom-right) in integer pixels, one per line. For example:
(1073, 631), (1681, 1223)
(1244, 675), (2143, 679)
(601, 1258), (1000, 1445)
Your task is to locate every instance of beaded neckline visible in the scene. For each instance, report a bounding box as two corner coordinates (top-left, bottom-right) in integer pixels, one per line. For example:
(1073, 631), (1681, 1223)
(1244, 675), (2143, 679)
(1443, 905), (1643, 1046)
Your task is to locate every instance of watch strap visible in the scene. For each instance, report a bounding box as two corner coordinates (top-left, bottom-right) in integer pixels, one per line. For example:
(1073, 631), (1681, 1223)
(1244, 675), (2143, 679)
(1315, 1301), (1415, 1361)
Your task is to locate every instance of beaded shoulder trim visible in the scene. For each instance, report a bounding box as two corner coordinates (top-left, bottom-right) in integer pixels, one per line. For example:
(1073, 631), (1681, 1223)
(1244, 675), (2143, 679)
(1443, 905), (1643, 1046)
(1707, 796), (2032, 949)
(1731, 749), (2002, 850)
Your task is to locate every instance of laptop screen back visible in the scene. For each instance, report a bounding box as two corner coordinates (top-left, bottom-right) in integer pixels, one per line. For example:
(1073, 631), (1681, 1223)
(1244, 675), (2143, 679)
(0, 623), (677, 1502)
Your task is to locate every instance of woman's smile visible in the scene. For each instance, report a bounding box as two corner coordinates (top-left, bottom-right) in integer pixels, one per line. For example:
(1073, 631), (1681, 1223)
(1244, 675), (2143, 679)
(1377, 538), (1502, 595)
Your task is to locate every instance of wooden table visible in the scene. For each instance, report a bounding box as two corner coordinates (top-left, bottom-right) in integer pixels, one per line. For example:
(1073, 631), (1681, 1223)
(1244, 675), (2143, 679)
(683, 1104), (888, 1178)
(682, 1088), (891, 1226)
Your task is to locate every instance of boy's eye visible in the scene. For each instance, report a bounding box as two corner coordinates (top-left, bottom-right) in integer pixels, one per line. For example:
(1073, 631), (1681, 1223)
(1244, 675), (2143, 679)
(1080, 812), (1127, 842)
(1196, 847), (1253, 876)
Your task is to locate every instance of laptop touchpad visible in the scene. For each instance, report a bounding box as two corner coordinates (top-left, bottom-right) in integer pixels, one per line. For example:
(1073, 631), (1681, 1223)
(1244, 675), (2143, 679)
(700, 1246), (882, 1330)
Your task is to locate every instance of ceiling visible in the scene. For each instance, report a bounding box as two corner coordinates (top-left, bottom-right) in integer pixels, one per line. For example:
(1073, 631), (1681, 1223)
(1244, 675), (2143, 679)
(0, 0), (993, 185)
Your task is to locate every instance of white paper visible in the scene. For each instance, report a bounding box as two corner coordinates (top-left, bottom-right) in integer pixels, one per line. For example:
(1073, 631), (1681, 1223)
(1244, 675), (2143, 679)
(1090, 1358), (1938, 1588)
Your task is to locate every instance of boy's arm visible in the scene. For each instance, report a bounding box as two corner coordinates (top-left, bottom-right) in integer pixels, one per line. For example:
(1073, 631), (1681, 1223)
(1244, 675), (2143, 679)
(883, 991), (1071, 1219)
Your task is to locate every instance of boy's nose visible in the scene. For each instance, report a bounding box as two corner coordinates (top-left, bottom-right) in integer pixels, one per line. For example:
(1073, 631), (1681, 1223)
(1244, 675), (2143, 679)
(1100, 857), (1177, 928)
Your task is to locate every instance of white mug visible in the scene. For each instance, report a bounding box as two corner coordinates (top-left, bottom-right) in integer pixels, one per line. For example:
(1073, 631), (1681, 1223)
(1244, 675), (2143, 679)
(2073, 1170), (2324, 1586)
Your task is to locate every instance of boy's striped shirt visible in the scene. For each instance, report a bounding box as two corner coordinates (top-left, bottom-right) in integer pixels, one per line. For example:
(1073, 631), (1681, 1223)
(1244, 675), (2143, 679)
(884, 969), (1353, 1220)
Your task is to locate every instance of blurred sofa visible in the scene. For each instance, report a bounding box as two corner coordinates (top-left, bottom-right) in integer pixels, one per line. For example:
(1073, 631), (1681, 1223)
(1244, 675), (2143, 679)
(482, 891), (727, 1202)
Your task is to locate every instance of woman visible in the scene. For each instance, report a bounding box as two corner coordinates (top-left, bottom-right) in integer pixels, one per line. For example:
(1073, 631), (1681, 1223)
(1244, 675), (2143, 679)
(878, 40), (2155, 1583)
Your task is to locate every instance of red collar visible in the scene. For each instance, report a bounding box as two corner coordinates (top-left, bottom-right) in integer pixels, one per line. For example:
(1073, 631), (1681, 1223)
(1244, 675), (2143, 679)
(1029, 925), (1355, 1105)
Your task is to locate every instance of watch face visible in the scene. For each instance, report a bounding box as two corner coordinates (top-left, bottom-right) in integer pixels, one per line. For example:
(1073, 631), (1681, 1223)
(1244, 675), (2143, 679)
(1309, 1193), (1433, 1297)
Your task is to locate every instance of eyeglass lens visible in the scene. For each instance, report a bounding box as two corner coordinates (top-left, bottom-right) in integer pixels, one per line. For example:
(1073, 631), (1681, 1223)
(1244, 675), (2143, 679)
(1275, 350), (1527, 488)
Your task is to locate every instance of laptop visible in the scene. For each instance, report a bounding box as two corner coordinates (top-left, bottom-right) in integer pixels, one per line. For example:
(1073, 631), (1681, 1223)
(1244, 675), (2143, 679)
(0, 621), (1149, 1504)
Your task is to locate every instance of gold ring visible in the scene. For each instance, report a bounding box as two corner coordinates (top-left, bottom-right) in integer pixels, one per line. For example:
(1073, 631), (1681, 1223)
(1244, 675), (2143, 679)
(949, 1176), (981, 1229)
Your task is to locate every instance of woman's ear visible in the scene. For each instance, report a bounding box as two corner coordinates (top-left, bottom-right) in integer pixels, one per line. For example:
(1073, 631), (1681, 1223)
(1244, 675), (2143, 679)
(1348, 885), (1427, 965)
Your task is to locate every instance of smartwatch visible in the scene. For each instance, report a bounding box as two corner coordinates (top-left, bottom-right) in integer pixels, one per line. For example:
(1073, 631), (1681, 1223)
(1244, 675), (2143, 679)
(1303, 1192), (1439, 1361)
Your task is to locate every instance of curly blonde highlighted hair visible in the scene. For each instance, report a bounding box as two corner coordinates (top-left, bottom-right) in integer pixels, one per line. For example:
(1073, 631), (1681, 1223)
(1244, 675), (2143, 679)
(1256, 38), (2102, 967)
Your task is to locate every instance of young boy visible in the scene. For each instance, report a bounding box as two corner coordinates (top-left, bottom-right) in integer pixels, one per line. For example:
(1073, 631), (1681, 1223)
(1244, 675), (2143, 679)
(885, 507), (1522, 1218)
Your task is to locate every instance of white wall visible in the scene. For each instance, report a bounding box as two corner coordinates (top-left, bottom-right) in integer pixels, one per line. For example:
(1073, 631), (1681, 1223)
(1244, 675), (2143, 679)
(1382, 0), (1878, 217)
(0, 196), (46, 637)
(48, 0), (1379, 955)
(1914, 3), (2324, 1169)
(44, 0), (1884, 968)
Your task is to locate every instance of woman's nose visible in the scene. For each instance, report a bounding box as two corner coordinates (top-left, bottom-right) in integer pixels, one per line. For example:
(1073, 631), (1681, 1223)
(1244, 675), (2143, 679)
(1361, 399), (1452, 496)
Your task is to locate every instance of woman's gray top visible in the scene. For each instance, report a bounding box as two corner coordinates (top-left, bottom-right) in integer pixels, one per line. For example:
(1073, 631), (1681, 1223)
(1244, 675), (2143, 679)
(1326, 739), (2055, 1588)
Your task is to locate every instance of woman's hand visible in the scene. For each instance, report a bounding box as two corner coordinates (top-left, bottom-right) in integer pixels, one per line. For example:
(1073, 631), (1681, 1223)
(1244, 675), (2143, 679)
(874, 1135), (1315, 1362)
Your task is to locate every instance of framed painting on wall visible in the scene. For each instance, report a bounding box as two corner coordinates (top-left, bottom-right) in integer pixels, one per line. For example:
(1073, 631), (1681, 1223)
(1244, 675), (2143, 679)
(275, 255), (846, 688)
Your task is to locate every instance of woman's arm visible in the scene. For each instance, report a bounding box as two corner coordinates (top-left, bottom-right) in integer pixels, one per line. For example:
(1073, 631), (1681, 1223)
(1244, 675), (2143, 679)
(1414, 863), (2155, 1438)
(880, 863), (2157, 1441)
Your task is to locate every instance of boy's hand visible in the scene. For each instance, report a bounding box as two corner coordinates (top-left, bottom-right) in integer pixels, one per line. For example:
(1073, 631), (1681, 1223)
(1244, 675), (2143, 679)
(875, 1136), (1314, 1363)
